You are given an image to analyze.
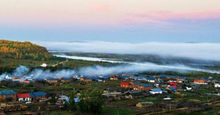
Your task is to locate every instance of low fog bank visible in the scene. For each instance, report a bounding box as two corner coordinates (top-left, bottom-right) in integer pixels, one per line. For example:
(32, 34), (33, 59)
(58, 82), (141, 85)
(55, 55), (123, 64)
(36, 41), (220, 62)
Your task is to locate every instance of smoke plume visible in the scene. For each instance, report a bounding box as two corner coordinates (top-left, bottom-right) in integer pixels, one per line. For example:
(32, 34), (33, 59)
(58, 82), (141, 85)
(0, 62), (220, 81)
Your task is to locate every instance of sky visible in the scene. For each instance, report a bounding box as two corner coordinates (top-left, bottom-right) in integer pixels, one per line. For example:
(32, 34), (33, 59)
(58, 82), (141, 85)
(0, 0), (220, 42)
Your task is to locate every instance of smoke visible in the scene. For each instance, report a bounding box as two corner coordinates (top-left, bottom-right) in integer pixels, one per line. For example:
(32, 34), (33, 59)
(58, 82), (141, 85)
(36, 41), (220, 61)
(0, 73), (7, 81)
(12, 65), (30, 77)
(78, 62), (220, 76)
(0, 66), (76, 80)
(1, 61), (220, 81)
(28, 69), (76, 79)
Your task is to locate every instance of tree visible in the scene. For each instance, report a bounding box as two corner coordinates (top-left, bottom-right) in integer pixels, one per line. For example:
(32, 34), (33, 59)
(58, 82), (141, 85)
(78, 88), (104, 113)
(69, 90), (77, 111)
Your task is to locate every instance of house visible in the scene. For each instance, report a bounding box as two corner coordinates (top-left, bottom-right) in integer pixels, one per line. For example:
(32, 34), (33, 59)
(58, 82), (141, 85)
(176, 78), (185, 83)
(120, 76), (130, 80)
(20, 80), (30, 84)
(194, 79), (207, 85)
(102, 92), (122, 97)
(17, 93), (32, 102)
(124, 90), (143, 99)
(100, 76), (109, 80)
(56, 95), (69, 105)
(136, 102), (153, 108)
(185, 86), (192, 91)
(169, 86), (177, 92)
(4, 75), (12, 80)
(40, 63), (47, 67)
(72, 76), (79, 80)
(182, 84), (192, 91)
(120, 82), (131, 88)
(136, 76), (147, 81)
(169, 82), (178, 87)
(169, 82), (178, 89)
(12, 76), (22, 81)
(46, 78), (60, 84)
(146, 76), (156, 83)
(0, 90), (16, 102)
(214, 82), (220, 88)
(138, 84), (153, 91)
(74, 97), (80, 103)
(129, 81), (153, 91)
(130, 81), (141, 87)
(80, 77), (93, 82)
(163, 96), (172, 101)
(60, 78), (71, 83)
(110, 76), (118, 80)
(30, 91), (47, 102)
(149, 88), (163, 95)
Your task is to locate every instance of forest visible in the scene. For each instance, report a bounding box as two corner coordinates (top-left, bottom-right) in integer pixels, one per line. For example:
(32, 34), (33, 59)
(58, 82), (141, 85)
(0, 40), (52, 61)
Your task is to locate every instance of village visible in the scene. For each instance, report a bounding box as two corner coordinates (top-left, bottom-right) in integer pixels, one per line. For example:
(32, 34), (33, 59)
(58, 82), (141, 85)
(0, 72), (220, 114)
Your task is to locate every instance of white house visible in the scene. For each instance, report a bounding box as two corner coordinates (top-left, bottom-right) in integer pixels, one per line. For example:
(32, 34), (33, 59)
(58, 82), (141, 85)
(17, 93), (32, 102)
(184, 86), (192, 91)
(214, 82), (220, 88)
(40, 63), (47, 67)
(149, 88), (163, 95)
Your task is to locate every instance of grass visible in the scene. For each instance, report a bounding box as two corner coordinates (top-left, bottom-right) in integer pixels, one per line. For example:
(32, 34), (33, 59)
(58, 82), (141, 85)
(102, 107), (136, 115)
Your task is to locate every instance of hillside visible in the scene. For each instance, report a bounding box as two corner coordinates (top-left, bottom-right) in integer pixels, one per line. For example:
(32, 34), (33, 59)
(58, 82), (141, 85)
(0, 40), (52, 60)
(0, 40), (111, 74)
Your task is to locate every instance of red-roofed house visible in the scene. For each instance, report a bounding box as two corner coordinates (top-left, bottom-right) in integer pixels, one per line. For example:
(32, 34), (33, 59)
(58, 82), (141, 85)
(120, 82), (131, 88)
(20, 80), (30, 84)
(17, 93), (32, 102)
(110, 76), (118, 80)
(169, 82), (178, 86)
(194, 79), (207, 85)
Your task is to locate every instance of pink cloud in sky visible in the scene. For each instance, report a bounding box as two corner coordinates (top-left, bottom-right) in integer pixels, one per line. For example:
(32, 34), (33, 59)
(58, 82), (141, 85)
(118, 10), (220, 28)
(132, 10), (220, 20)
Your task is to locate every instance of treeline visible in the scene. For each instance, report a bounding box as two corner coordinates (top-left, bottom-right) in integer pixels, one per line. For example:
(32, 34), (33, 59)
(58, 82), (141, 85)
(0, 40), (52, 61)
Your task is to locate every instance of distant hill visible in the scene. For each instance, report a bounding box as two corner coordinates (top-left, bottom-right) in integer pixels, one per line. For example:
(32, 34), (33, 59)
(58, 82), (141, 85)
(0, 40), (52, 60)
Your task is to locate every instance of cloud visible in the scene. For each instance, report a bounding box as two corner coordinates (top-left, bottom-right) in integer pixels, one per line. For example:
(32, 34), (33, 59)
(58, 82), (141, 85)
(36, 41), (220, 61)
(122, 10), (220, 28)
(132, 10), (220, 20)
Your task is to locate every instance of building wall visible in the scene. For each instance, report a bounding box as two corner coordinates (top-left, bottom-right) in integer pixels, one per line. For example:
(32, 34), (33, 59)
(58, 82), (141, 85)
(0, 94), (16, 102)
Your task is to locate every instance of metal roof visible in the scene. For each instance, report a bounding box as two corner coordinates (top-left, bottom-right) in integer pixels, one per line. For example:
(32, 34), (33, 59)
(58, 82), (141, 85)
(0, 90), (16, 95)
(30, 91), (46, 98)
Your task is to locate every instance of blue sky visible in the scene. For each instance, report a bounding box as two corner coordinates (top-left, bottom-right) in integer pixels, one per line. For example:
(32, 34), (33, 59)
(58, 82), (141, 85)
(1, 19), (219, 43)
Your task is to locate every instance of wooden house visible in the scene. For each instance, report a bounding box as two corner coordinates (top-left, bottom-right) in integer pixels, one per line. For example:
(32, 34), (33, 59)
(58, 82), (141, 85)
(0, 90), (16, 102)
(137, 84), (153, 91)
(60, 78), (71, 83)
(46, 78), (59, 84)
(30, 91), (47, 102)
(194, 79), (207, 85)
